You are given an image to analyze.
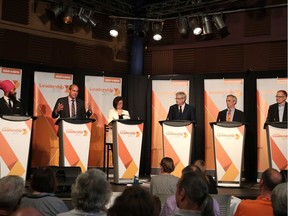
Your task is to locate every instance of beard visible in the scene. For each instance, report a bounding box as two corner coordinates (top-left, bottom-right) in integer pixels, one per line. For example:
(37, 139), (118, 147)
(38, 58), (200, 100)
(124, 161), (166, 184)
(8, 92), (17, 100)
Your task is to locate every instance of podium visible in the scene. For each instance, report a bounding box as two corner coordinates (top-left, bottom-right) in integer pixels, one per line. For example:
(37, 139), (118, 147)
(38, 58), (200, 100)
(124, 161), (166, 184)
(56, 118), (95, 173)
(211, 121), (246, 187)
(109, 119), (144, 184)
(159, 120), (195, 177)
(0, 115), (34, 179)
(265, 122), (288, 171)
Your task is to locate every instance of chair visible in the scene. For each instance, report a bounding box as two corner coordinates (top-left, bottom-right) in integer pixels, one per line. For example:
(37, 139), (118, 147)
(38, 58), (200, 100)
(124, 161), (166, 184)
(210, 194), (231, 216)
(103, 124), (113, 179)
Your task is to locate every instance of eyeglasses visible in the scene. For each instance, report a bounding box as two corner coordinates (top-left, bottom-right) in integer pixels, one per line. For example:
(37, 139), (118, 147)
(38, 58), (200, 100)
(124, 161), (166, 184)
(175, 97), (184, 100)
(275, 96), (285, 98)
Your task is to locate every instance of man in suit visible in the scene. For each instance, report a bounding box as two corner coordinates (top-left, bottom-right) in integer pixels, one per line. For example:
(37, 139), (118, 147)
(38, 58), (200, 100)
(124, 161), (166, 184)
(217, 94), (245, 122)
(0, 80), (25, 115)
(266, 90), (287, 122)
(52, 84), (92, 119)
(167, 92), (196, 121)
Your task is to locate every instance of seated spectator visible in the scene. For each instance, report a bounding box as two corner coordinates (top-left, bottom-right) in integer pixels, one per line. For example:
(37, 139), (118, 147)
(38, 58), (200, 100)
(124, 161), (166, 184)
(175, 171), (214, 216)
(150, 157), (179, 195)
(11, 208), (43, 216)
(58, 169), (112, 216)
(234, 168), (283, 216)
(20, 167), (69, 216)
(108, 186), (158, 216)
(193, 160), (218, 194)
(0, 175), (24, 216)
(271, 182), (287, 216)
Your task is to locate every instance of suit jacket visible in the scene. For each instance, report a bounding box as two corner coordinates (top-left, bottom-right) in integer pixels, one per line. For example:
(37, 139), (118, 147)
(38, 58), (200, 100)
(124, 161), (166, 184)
(167, 103), (196, 121)
(52, 96), (91, 119)
(108, 109), (130, 123)
(0, 97), (25, 115)
(217, 108), (245, 123)
(266, 102), (287, 122)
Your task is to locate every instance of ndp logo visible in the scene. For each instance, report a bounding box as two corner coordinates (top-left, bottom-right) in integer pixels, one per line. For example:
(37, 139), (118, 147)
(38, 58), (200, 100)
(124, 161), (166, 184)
(2, 127), (28, 135)
(65, 129), (89, 136)
(165, 131), (188, 138)
(120, 130), (141, 137)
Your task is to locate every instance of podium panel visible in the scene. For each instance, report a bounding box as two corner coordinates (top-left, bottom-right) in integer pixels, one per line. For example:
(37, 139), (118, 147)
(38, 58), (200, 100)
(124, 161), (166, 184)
(213, 123), (245, 187)
(161, 120), (194, 177)
(112, 120), (144, 184)
(266, 124), (288, 171)
(58, 119), (93, 173)
(0, 116), (33, 179)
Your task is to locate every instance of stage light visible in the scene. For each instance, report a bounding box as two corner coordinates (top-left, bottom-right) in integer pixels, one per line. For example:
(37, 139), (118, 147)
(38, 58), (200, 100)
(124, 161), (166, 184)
(63, 6), (75, 24)
(46, 3), (63, 18)
(202, 16), (213, 35)
(126, 22), (135, 36)
(78, 8), (89, 24)
(189, 17), (202, 35)
(88, 17), (97, 27)
(212, 14), (226, 31)
(177, 17), (188, 36)
(138, 21), (149, 38)
(153, 21), (163, 41)
(110, 19), (119, 37)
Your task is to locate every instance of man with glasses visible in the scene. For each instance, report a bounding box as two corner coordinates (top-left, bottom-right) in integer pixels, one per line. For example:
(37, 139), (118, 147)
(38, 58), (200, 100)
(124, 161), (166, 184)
(266, 90), (287, 122)
(167, 92), (196, 121)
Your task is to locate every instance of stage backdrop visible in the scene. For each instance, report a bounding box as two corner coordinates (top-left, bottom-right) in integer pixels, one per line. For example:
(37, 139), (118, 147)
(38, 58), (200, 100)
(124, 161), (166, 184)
(151, 80), (190, 171)
(85, 76), (122, 166)
(0, 67), (22, 99)
(33, 72), (73, 166)
(204, 79), (244, 171)
(256, 78), (288, 172)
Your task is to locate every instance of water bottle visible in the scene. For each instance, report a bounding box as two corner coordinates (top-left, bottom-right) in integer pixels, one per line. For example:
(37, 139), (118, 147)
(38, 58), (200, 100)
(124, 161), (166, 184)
(133, 175), (139, 185)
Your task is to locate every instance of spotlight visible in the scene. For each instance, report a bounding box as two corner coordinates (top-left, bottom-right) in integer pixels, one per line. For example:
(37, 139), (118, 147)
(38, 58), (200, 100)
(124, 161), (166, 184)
(63, 6), (75, 24)
(212, 14), (226, 31)
(110, 19), (119, 37)
(177, 17), (188, 36)
(46, 3), (63, 18)
(189, 17), (202, 35)
(138, 21), (149, 38)
(202, 16), (213, 35)
(126, 22), (135, 36)
(152, 22), (163, 41)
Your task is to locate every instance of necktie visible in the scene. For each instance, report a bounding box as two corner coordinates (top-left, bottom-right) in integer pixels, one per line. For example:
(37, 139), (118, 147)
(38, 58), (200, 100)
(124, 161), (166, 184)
(71, 99), (76, 117)
(227, 109), (231, 121)
(179, 106), (182, 114)
(8, 99), (12, 109)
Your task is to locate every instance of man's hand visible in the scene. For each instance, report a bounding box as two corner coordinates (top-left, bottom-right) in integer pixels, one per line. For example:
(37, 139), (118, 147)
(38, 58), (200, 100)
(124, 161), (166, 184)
(55, 103), (64, 113)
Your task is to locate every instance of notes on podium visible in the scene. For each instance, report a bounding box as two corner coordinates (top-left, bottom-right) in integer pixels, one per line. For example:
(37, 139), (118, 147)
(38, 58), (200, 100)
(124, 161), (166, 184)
(210, 121), (246, 187)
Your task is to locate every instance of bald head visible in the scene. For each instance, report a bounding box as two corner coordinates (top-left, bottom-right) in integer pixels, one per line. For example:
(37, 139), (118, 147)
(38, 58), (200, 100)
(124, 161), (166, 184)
(11, 208), (43, 216)
(261, 168), (283, 192)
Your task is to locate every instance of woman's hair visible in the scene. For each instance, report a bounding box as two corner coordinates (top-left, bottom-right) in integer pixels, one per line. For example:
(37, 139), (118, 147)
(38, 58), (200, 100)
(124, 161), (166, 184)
(177, 172), (214, 216)
(113, 96), (123, 109)
(108, 186), (158, 216)
(71, 169), (111, 212)
(30, 167), (57, 193)
(160, 157), (175, 173)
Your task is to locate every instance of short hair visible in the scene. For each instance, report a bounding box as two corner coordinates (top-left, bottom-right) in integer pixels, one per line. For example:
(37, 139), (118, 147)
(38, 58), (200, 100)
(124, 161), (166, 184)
(261, 168), (283, 192)
(193, 160), (206, 174)
(108, 186), (158, 216)
(69, 84), (78, 90)
(176, 92), (186, 101)
(160, 157), (175, 173)
(182, 164), (202, 175)
(277, 90), (287, 97)
(271, 182), (287, 216)
(0, 175), (24, 213)
(71, 169), (111, 212)
(30, 167), (57, 193)
(113, 96), (123, 109)
(226, 94), (237, 104)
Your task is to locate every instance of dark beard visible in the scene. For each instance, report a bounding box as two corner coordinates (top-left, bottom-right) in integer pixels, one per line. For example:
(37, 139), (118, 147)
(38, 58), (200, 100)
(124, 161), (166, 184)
(8, 92), (17, 101)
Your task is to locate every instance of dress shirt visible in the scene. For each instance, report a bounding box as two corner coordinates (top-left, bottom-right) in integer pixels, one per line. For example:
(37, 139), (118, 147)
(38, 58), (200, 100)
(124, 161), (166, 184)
(278, 104), (285, 122)
(69, 97), (77, 118)
(4, 95), (13, 108)
(227, 108), (235, 121)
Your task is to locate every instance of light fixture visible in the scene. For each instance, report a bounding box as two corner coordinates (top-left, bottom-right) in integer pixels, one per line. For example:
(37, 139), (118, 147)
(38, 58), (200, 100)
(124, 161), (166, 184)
(126, 22), (135, 36)
(78, 8), (89, 24)
(202, 16), (213, 35)
(46, 3), (63, 18)
(63, 6), (75, 24)
(189, 17), (202, 35)
(110, 19), (120, 37)
(88, 16), (97, 27)
(212, 14), (226, 31)
(177, 17), (188, 37)
(152, 21), (163, 41)
(138, 21), (149, 38)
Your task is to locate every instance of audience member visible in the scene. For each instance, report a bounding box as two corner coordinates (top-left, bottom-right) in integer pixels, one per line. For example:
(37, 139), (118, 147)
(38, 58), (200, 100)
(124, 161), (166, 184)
(20, 167), (68, 216)
(234, 168), (283, 216)
(150, 157), (179, 195)
(0, 175), (24, 215)
(11, 208), (43, 216)
(107, 186), (158, 216)
(193, 160), (218, 194)
(174, 171), (214, 216)
(271, 182), (287, 216)
(58, 169), (112, 216)
(152, 195), (162, 216)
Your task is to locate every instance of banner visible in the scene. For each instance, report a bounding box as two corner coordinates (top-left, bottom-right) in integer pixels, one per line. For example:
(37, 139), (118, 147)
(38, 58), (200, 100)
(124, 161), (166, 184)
(151, 80), (190, 170)
(33, 72), (73, 166)
(85, 76), (122, 166)
(204, 79), (244, 171)
(0, 67), (22, 99)
(257, 78), (288, 172)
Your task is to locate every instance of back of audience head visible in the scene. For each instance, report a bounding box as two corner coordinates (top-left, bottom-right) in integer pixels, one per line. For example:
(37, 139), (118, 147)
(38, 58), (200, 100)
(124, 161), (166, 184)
(152, 195), (161, 216)
(71, 169), (112, 212)
(0, 175), (24, 214)
(176, 172), (214, 216)
(11, 207), (43, 216)
(193, 160), (206, 174)
(160, 157), (175, 173)
(31, 167), (57, 193)
(271, 182), (287, 216)
(261, 168), (283, 193)
(182, 164), (202, 175)
(108, 186), (158, 216)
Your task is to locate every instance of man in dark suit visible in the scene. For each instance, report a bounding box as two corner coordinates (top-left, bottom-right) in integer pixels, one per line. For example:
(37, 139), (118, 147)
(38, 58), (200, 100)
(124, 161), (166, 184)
(52, 84), (92, 119)
(0, 80), (25, 115)
(266, 90), (287, 122)
(217, 94), (245, 122)
(167, 92), (196, 121)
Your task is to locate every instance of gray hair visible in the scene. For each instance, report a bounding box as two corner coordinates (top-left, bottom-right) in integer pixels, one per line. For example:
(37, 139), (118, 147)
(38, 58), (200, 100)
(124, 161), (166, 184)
(271, 182), (287, 216)
(0, 175), (24, 212)
(176, 92), (186, 101)
(226, 94), (237, 104)
(71, 169), (112, 212)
